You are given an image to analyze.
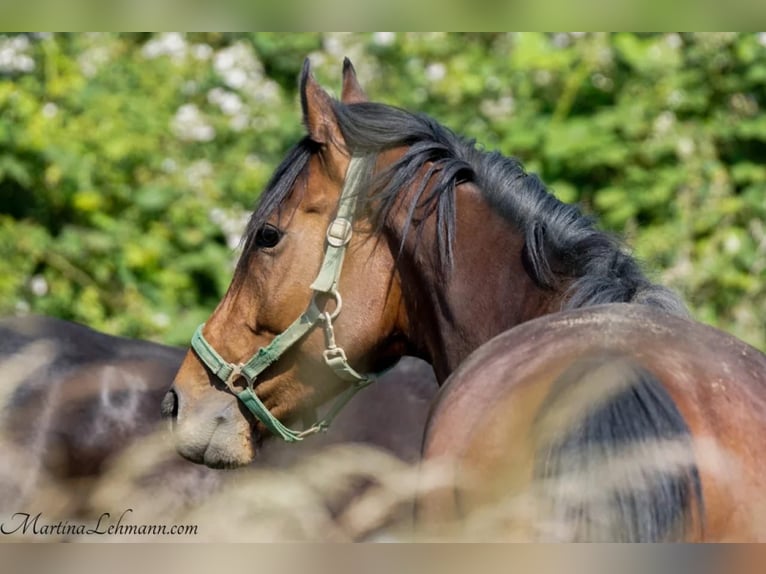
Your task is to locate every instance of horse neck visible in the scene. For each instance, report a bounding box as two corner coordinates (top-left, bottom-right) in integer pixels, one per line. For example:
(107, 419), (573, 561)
(392, 183), (563, 382)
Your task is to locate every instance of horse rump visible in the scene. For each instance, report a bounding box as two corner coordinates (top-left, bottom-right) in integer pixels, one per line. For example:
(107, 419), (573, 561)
(531, 352), (704, 542)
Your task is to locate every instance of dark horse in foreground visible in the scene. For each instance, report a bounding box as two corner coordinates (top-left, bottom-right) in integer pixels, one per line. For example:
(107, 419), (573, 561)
(0, 315), (436, 528)
(166, 59), (766, 541)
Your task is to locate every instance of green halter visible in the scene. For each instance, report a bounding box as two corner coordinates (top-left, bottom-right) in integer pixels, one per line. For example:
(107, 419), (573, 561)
(191, 156), (375, 442)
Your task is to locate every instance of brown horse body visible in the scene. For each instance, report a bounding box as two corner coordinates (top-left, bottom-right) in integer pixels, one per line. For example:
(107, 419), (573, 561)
(168, 59), (766, 541)
(422, 304), (766, 540)
(0, 315), (436, 521)
(0, 315), (194, 513)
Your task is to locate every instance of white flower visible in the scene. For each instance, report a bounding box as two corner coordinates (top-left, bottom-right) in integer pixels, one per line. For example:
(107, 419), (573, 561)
(324, 35), (344, 56)
(214, 48), (235, 71)
(373, 32), (396, 46)
(78, 48), (107, 77)
(0, 35), (35, 73)
(29, 275), (48, 297)
(211, 42), (282, 109)
(591, 73), (614, 92)
(171, 104), (216, 142)
(42, 102), (58, 118)
(552, 33), (571, 49)
(653, 111), (676, 135)
(192, 43), (213, 61)
(223, 68), (247, 89)
(425, 63), (446, 82)
(676, 137), (695, 159)
(480, 95), (515, 119)
(185, 160), (213, 186)
(142, 33), (187, 62)
(229, 114), (249, 132)
(724, 234), (741, 254)
(252, 80), (280, 103)
(214, 42), (263, 92)
(208, 87), (244, 116)
(668, 90), (684, 108)
(665, 33), (682, 50)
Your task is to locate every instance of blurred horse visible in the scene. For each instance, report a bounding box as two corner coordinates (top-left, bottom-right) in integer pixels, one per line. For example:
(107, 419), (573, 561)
(0, 315), (436, 530)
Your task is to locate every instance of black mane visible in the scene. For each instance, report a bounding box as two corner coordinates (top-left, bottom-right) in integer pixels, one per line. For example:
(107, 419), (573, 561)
(240, 99), (687, 316)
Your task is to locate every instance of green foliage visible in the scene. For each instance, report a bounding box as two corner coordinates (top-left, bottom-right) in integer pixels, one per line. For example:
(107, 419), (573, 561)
(0, 33), (764, 350)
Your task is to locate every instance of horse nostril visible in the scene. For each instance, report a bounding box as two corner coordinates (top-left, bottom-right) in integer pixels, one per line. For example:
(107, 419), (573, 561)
(161, 388), (178, 420)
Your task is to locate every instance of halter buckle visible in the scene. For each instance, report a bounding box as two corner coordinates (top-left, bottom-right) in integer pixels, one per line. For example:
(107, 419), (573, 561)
(323, 346), (348, 367)
(225, 363), (245, 390)
(326, 218), (353, 247)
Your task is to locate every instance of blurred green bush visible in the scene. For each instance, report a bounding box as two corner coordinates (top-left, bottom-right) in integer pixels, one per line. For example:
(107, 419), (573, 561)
(0, 33), (763, 350)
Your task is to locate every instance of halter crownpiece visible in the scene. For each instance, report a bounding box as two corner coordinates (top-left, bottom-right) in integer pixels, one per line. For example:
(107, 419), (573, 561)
(190, 156), (376, 442)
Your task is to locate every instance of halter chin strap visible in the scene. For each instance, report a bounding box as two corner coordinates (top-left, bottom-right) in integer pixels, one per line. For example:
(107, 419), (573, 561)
(191, 156), (376, 442)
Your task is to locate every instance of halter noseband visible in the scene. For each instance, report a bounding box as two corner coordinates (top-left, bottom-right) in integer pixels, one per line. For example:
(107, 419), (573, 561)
(190, 156), (375, 443)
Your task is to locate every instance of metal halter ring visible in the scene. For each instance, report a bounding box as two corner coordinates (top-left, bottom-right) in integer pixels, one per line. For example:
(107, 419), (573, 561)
(318, 288), (343, 321)
(225, 363), (245, 391)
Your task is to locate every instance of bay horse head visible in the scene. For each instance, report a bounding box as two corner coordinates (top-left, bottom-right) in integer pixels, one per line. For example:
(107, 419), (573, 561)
(168, 60), (413, 467)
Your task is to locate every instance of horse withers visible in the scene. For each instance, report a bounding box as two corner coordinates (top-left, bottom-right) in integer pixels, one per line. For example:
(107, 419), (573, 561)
(166, 59), (766, 541)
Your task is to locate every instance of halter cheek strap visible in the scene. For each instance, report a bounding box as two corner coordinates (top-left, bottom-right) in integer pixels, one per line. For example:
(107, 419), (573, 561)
(190, 156), (375, 442)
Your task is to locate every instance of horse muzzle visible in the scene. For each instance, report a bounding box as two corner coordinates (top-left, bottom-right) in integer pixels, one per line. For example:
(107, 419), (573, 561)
(164, 382), (259, 468)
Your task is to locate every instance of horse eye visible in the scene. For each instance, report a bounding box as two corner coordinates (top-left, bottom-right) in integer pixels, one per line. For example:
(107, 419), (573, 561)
(255, 224), (283, 249)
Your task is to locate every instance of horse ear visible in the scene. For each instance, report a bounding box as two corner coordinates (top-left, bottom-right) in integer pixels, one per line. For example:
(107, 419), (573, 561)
(341, 58), (367, 104)
(300, 58), (345, 146)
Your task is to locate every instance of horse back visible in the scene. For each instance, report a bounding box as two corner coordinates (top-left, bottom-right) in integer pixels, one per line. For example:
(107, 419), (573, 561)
(421, 303), (766, 541)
